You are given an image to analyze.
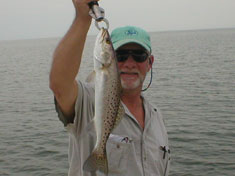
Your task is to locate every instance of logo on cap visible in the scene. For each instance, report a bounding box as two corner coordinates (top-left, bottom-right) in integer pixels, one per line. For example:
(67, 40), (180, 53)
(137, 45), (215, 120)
(125, 29), (138, 36)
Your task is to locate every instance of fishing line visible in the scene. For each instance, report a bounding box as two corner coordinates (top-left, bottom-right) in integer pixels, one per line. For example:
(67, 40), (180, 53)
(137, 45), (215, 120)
(142, 58), (153, 92)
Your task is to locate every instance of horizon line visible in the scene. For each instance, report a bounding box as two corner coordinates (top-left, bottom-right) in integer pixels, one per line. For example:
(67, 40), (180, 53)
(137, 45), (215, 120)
(1, 27), (234, 42)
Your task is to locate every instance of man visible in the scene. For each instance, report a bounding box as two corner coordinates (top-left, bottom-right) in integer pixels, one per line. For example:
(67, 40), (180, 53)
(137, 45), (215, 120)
(49, 0), (170, 175)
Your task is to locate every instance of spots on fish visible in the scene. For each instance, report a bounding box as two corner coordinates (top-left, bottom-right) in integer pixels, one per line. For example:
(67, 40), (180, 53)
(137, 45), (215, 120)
(84, 28), (122, 174)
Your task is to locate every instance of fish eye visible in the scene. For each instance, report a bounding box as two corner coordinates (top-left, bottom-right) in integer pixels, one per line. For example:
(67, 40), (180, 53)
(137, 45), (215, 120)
(106, 38), (111, 44)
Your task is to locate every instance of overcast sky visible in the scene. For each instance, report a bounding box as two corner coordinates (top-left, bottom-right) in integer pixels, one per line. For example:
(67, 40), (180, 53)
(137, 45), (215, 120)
(1, 0), (235, 40)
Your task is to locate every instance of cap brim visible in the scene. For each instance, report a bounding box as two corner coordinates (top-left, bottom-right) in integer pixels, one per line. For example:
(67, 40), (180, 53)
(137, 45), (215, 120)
(113, 39), (151, 52)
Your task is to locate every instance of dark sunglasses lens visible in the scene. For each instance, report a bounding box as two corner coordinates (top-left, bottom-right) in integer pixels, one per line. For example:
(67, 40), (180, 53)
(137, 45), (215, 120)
(116, 50), (128, 62)
(132, 50), (148, 62)
(116, 50), (148, 62)
(116, 54), (128, 62)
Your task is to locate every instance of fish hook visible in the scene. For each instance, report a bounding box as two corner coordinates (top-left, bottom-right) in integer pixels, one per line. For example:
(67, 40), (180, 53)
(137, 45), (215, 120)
(88, 1), (109, 30)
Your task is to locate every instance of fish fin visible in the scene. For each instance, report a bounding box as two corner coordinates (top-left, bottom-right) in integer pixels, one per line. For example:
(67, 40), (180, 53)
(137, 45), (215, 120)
(113, 103), (125, 128)
(86, 70), (96, 83)
(83, 149), (108, 174)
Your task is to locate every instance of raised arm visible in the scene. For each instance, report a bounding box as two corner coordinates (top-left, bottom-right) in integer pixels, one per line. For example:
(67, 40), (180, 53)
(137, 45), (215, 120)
(49, 0), (96, 119)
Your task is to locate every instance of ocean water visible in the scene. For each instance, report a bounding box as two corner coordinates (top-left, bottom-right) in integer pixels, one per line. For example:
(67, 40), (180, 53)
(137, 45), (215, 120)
(0, 28), (235, 176)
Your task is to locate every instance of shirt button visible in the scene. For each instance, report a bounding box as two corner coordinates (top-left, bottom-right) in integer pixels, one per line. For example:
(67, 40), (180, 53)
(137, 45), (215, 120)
(117, 144), (120, 149)
(144, 156), (147, 161)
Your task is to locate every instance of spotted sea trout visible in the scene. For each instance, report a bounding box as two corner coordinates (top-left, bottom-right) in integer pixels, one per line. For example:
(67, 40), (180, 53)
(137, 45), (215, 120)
(83, 28), (124, 174)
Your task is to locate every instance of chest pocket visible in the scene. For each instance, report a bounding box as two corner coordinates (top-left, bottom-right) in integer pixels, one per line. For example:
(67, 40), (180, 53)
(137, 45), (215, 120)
(160, 146), (171, 176)
(153, 145), (171, 176)
(106, 134), (132, 175)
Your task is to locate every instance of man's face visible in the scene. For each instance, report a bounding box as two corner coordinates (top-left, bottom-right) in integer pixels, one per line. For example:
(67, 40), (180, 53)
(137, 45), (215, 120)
(116, 43), (153, 91)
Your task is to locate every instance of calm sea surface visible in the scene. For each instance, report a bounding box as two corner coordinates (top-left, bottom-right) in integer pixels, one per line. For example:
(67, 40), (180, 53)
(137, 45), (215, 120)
(0, 29), (235, 176)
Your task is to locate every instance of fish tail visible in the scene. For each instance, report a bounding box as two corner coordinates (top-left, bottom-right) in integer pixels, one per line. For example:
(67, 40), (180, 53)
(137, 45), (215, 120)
(83, 149), (108, 174)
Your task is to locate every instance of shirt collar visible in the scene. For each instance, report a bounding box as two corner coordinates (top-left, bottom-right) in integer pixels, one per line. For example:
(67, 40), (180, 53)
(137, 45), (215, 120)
(121, 95), (153, 127)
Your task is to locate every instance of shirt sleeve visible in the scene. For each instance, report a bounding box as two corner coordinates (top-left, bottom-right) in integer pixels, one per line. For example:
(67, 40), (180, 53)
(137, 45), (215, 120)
(54, 80), (95, 136)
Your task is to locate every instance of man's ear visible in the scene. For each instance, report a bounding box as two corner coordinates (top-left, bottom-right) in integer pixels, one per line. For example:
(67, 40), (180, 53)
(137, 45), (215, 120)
(148, 55), (154, 70)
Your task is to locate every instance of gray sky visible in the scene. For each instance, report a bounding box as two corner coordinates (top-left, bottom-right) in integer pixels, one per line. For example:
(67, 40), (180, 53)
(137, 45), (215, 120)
(1, 0), (235, 40)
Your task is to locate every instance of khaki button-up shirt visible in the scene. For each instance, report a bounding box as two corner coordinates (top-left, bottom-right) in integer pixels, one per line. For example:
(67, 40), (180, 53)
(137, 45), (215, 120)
(55, 81), (170, 176)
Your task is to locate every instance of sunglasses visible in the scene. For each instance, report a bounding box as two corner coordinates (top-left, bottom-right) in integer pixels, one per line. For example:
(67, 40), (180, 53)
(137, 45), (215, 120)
(116, 49), (149, 63)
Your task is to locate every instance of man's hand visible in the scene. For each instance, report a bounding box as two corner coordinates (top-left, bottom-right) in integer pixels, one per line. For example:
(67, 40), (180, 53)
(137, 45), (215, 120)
(72, 0), (99, 20)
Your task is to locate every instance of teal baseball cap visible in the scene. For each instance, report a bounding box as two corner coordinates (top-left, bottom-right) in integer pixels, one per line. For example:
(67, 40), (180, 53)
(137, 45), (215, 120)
(111, 26), (151, 53)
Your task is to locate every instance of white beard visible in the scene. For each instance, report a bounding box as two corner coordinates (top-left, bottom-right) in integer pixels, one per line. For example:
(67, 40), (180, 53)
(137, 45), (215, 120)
(120, 73), (145, 90)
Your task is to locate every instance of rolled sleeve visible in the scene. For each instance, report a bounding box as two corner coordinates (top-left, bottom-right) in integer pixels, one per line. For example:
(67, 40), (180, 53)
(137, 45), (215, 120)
(54, 81), (95, 136)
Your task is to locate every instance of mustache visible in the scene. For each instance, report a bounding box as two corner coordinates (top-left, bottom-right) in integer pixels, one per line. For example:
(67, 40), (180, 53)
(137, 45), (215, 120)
(119, 69), (140, 75)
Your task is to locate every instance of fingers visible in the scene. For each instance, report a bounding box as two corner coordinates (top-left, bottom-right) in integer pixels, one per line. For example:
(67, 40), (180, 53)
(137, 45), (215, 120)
(73, 0), (98, 5)
(72, 0), (101, 20)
